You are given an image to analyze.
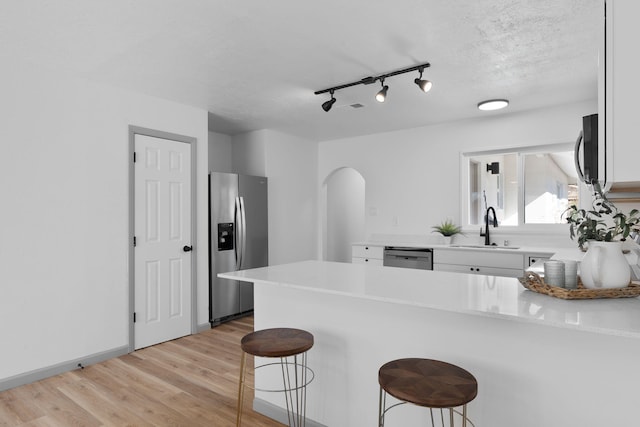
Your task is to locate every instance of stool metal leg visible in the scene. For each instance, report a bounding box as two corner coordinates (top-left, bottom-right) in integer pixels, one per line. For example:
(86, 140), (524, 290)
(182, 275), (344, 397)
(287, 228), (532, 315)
(280, 356), (293, 426)
(279, 352), (310, 427)
(380, 393), (473, 427)
(236, 351), (247, 427)
(433, 408), (444, 427)
(299, 352), (308, 426)
(378, 387), (384, 427)
(378, 387), (386, 427)
(381, 391), (473, 427)
(462, 404), (467, 427)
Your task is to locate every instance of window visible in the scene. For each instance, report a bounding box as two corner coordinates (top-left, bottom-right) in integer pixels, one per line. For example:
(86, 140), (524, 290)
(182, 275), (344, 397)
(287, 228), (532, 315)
(462, 143), (579, 227)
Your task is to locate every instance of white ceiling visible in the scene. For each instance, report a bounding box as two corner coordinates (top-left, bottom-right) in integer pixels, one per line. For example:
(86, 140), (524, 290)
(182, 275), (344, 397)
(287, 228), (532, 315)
(2, 0), (601, 141)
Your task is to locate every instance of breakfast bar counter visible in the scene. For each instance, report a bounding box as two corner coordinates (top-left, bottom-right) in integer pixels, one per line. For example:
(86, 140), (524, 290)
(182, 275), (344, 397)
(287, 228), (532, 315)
(220, 260), (640, 427)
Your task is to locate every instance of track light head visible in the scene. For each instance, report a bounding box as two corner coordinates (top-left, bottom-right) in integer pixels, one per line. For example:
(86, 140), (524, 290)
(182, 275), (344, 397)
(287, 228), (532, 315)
(414, 79), (433, 92)
(375, 86), (388, 102)
(414, 68), (433, 93)
(322, 90), (336, 112)
(376, 80), (388, 103)
(414, 78), (432, 92)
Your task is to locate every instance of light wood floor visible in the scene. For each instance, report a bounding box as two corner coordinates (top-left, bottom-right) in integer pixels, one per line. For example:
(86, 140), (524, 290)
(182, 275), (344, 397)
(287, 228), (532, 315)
(0, 316), (285, 427)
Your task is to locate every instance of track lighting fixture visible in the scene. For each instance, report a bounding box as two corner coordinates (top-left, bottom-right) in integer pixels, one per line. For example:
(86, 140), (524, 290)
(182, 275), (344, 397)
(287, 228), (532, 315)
(414, 67), (432, 93)
(375, 79), (388, 103)
(314, 61), (431, 111)
(322, 90), (336, 112)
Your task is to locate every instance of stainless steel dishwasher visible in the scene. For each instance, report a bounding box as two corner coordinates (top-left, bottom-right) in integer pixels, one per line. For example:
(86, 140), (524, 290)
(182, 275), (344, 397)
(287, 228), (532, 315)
(383, 246), (433, 270)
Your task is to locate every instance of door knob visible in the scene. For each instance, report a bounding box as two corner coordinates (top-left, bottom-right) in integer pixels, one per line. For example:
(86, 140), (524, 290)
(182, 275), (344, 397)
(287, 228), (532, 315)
(183, 245), (193, 252)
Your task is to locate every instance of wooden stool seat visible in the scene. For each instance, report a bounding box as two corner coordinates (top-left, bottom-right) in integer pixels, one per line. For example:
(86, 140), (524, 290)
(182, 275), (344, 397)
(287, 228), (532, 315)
(378, 358), (477, 426)
(241, 328), (314, 358)
(379, 358), (477, 408)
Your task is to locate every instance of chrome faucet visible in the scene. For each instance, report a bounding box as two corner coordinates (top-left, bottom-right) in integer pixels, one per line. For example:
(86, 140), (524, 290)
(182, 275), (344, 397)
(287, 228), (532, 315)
(482, 206), (498, 246)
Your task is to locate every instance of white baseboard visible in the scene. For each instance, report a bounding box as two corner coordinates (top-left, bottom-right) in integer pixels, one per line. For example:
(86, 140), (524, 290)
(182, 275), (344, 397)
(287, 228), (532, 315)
(196, 322), (211, 333)
(253, 397), (327, 427)
(0, 345), (129, 392)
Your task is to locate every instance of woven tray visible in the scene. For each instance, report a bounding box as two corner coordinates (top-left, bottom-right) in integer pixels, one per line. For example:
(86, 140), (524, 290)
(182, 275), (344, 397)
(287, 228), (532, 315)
(519, 271), (640, 300)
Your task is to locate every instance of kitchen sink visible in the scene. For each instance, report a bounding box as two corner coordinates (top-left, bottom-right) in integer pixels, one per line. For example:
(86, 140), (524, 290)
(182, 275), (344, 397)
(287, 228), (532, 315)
(450, 244), (520, 250)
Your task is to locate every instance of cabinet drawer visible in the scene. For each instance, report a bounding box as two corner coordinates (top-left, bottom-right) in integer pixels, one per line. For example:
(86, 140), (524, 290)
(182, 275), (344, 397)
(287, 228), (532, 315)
(434, 263), (522, 278)
(352, 257), (383, 266)
(352, 245), (383, 259)
(434, 250), (523, 269)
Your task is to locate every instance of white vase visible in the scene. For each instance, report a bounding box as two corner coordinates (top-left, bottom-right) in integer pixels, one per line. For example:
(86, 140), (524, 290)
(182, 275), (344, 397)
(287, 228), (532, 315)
(442, 236), (452, 245)
(580, 241), (630, 289)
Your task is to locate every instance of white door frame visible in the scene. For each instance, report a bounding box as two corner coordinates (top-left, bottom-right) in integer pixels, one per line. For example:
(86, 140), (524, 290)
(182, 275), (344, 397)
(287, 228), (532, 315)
(128, 125), (198, 352)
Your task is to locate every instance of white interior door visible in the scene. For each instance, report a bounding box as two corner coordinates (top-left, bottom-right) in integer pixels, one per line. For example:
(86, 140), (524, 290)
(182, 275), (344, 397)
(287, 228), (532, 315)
(134, 134), (192, 349)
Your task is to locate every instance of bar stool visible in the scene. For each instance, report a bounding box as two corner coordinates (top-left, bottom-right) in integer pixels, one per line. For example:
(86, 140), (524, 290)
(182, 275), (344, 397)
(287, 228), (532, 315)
(237, 328), (314, 427)
(378, 358), (477, 427)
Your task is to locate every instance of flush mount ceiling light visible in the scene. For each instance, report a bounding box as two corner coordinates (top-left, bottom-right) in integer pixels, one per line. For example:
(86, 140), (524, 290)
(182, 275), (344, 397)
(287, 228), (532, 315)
(314, 62), (431, 111)
(414, 67), (432, 93)
(375, 78), (388, 103)
(477, 99), (509, 111)
(322, 90), (337, 112)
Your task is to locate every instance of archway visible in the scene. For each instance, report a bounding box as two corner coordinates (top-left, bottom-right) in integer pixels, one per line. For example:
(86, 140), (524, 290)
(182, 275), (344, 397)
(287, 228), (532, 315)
(322, 167), (365, 262)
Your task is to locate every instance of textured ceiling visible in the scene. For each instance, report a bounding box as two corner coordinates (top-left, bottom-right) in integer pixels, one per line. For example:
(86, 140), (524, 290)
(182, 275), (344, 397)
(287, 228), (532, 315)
(1, 0), (602, 141)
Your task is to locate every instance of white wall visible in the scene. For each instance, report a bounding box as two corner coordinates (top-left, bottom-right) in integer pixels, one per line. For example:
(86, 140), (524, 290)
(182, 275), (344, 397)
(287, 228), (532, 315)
(232, 131), (267, 177)
(232, 130), (319, 265)
(0, 61), (208, 383)
(318, 100), (597, 247)
(208, 131), (233, 173)
(264, 130), (319, 264)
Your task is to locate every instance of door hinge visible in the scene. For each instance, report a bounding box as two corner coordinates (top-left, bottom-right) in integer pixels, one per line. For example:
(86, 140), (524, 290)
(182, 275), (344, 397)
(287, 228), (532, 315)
(133, 236), (136, 247)
(133, 151), (137, 162)
(133, 312), (136, 323)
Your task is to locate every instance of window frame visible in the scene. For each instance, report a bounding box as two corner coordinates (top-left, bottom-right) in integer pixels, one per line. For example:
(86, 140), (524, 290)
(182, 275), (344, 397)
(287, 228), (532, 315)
(460, 142), (582, 234)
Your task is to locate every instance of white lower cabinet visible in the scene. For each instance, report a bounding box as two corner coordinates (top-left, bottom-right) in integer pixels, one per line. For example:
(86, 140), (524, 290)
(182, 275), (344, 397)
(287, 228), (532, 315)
(352, 244), (384, 266)
(353, 245), (552, 277)
(433, 249), (524, 278)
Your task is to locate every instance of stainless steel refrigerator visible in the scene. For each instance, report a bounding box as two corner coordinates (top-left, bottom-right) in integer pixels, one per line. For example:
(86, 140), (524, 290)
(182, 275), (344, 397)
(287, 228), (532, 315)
(209, 172), (268, 326)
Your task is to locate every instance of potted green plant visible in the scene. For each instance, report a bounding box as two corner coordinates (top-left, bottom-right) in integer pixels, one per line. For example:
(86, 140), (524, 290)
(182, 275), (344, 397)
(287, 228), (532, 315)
(431, 219), (463, 245)
(563, 182), (640, 289)
(564, 182), (640, 250)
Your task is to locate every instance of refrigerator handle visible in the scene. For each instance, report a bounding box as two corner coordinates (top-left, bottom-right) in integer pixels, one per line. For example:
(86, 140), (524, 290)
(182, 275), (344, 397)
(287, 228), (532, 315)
(238, 196), (247, 269)
(234, 197), (243, 270)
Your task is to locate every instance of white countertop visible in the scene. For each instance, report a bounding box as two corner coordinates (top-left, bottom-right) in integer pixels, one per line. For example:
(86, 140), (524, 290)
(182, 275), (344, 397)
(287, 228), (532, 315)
(220, 260), (640, 339)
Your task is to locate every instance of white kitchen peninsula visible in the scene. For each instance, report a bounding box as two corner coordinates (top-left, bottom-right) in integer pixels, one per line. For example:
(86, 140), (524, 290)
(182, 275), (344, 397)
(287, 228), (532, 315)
(220, 260), (640, 427)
